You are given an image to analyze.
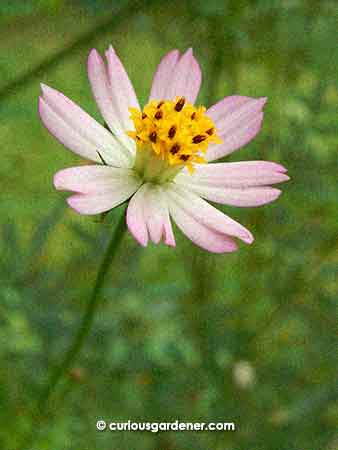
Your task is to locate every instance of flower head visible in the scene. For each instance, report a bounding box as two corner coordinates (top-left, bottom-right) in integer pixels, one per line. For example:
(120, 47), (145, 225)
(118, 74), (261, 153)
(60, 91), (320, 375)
(39, 46), (289, 253)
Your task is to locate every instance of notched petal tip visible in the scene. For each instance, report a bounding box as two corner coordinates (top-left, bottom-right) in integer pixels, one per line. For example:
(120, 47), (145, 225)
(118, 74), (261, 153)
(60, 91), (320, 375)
(66, 194), (86, 215)
(242, 231), (254, 245)
(272, 188), (282, 200)
(40, 83), (53, 97)
(53, 171), (64, 191)
(127, 227), (149, 247)
(275, 163), (288, 174)
(280, 174), (290, 182)
(259, 96), (268, 107)
(87, 48), (101, 65)
(105, 44), (116, 58)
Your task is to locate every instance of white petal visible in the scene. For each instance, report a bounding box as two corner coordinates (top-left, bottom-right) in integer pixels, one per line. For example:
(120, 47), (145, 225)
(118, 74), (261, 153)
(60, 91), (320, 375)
(165, 186), (238, 253)
(126, 184), (149, 247)
(61, 166), (141, 215)
(177, 161), (289, 187)
(166, 184), (253, 244)
(144, 185), (176, 246)
(176, 184), (282, 207)
(149, 48), (201, 104)
(175, 161), (289, 206)
(39, 84), (132, 167)
(54, 165), (138, 194)
(206, 96), (267, 161)
(87, 48), (137, 155)
(105, 46), (140, 131)
(149, 49), (180, 100)
(127, 184), (176, 247)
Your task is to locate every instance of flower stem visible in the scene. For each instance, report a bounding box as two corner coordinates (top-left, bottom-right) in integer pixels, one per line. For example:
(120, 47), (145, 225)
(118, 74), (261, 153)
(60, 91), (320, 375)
(37, 209), (127, 413)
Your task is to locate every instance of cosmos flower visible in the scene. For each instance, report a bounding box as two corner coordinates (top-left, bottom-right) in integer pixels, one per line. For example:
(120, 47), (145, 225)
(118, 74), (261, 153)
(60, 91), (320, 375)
(39, 47), (289, 253)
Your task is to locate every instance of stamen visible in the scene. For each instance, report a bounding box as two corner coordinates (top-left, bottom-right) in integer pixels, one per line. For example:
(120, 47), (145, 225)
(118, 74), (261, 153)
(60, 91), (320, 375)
(127, 98), (221, 175)
(168, 125), (177, 139)
(170, 143), (180, 154)
(192, 134), (207, 144)
(149, 131), (157, 143)
(174, 97), (185, 111)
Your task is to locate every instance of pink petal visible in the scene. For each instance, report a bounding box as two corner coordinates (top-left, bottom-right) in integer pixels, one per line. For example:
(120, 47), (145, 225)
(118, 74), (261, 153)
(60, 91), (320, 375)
(206, 96), (267, 161)
(149, 49), (180, 100)
(67, 193), (122, 215)
(177, 161), (289, 187)
(177, 184), (282, 207)
(166, 184), (254, 244)
(87, 50), (120, 133)
(87, 49), (137, 154)
(126, 185), (149, 247)
(39, 84), (132, 167)
(54, 165), (141, 215)
(126, 184), (176, 247)
(145, 185), (176, 246)
(167, 194), (238, 253)
(105, 45), (140, 131)
(175, 161), (288, 207)
(149, 48), (201, 104)
(54, 165), (139, 194)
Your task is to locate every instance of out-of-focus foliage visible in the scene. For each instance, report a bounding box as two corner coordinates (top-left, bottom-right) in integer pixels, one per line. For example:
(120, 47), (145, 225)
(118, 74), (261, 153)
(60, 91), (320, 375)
(0, 1), (337, 449)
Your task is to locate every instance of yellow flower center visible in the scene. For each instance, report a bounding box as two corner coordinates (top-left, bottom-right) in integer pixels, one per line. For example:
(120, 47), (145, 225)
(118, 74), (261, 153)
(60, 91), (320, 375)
(127, 97), (222, 183)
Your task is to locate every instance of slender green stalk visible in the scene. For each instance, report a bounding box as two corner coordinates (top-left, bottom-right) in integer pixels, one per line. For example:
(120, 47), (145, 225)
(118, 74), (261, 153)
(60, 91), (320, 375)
(40, 210), (126, 409)
(17, 211), (127, 450)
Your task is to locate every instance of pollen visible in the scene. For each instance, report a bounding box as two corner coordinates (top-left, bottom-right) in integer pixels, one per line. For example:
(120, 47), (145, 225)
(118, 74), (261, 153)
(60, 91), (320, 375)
(127, 97), (222, 174)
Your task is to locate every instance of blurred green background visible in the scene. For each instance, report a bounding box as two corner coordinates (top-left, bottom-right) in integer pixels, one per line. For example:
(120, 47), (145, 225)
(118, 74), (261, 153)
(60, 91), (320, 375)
(1, 0), (337, 449)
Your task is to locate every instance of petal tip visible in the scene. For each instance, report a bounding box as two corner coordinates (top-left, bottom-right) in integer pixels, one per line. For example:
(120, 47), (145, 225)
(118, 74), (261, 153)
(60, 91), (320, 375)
(260, 96), (268, 107)
(242, 231), (254, 245)
(106, 44), (116, 57)
(66, 195), (82, 214)
(277, 164), (288, 174)
(53, 171), (63, 190)
(40, 83), (48, 94)
(88, 48), (100, 63)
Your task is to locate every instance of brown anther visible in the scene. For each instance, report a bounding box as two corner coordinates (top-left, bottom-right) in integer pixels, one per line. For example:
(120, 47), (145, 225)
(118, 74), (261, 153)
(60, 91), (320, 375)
(157, 101), (164, 109)
(206, 127), (214, 135)
(174, 97), (185, 111)
(170, 143), (180, 155)
(191, 112), (196, 120)
(180, 154), (190, 161)
(149, 131), (157, 143)
(142, 112), (147, 119)
(168, 125), (177, 139)
(154, 110), (163, 120)
(192, 134), (207, 144)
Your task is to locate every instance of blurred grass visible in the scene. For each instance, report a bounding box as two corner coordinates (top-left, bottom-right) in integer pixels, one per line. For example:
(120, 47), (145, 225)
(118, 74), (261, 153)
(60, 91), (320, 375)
(0, 1), (337, 450)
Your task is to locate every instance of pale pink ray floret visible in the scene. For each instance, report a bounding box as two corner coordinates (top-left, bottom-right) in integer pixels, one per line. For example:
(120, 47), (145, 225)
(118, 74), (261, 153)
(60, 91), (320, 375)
(39, 46), (289, 253)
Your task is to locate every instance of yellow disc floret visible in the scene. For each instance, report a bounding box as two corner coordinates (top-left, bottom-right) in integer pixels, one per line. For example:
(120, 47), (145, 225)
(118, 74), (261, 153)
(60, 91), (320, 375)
(127, 97), (222, 178)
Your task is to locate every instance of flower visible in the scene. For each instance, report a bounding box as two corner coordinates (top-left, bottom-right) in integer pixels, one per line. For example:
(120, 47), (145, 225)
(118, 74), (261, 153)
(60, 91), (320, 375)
(39, 46), (289, 253)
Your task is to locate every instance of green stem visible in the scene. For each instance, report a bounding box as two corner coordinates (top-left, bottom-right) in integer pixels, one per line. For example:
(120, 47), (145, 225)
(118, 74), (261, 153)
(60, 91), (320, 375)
(38, 210), (126, 412)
